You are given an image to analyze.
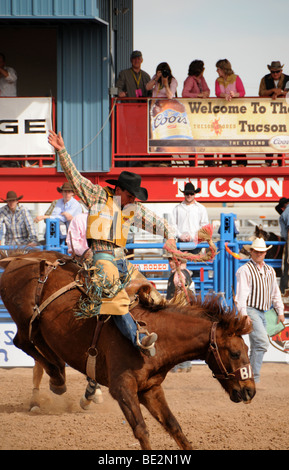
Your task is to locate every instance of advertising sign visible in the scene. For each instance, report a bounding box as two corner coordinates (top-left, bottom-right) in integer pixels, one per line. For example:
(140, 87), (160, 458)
(148, 97), (289, 154)
(0, 97), (54, 155)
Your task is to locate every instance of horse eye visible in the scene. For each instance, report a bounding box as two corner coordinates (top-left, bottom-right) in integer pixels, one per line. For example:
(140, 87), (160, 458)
(230, 351), (241, 359)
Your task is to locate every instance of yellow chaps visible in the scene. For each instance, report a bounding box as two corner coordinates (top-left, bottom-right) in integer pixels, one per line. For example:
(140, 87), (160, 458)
(94, 258), (136, 316)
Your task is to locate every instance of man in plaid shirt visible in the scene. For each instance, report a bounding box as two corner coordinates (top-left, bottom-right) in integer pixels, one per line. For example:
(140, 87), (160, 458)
(48, 130), (176, 357)
(0, 191), (38, 246)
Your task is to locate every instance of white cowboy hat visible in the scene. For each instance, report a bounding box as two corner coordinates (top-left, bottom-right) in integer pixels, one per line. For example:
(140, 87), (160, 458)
(250, 237), (272, 252)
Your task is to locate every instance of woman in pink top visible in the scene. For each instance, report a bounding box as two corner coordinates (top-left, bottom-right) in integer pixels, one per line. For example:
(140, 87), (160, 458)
(146, 62), (178, 98)
(182, 60), (214, 167)
(182, 60), (210, 98)
(215, 59), (246, 166)
(215, 58), (245, 101)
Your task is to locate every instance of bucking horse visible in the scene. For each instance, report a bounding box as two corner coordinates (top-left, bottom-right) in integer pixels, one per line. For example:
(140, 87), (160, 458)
(0, 250), (255, 450)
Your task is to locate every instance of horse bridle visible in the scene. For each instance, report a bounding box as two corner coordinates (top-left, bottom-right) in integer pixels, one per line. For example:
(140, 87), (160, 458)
(206, 322), (253, 381)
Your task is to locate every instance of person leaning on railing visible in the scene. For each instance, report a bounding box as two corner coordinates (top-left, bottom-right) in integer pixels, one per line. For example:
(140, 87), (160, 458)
(258, 61), (289, 167)
(0, 191), (38, 246)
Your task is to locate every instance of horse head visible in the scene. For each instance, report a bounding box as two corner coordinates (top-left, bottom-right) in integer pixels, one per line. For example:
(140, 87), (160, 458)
(205, 314), (255, 404)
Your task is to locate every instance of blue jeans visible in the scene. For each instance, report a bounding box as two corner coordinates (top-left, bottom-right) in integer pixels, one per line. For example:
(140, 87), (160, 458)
(247, 307), (270, 383)
(113, 313), (145, 348)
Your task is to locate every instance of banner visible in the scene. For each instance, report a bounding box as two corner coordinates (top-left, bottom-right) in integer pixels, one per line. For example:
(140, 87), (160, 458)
(0, 97), (54, 155)
(148, 97), (289, 154)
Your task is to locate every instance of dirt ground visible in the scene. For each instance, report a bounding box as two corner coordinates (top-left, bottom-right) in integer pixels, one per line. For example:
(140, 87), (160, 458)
(0, 363), (288, 451)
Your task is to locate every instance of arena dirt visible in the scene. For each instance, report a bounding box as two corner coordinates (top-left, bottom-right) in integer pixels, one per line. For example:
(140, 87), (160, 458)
(0, 363), (288, 450)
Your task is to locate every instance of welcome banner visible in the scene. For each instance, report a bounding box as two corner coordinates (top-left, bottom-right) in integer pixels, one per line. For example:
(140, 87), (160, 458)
(148, 97), (289, 154)
(0, 97), (54, 155)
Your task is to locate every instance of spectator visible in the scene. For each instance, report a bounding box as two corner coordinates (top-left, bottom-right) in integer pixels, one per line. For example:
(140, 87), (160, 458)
(182, 60), (214, 167)
(66, 212), (91, 259)
(172, 182), (208, 256)
(34, 182), (82, 240)
(182, 60), (210, 98)
(215, 59), (246, 166)
(0, 53), (17, 96)
(146, 62), (178, 98)
(116, 50), (151, 98)
(275, 197), (289, 293)
(167, 255), (194, 373)
(166, 256), (193, 301)
(235, 237), (285, 384)
(259, 61), (289, 167)
(0, 191), (38, 246)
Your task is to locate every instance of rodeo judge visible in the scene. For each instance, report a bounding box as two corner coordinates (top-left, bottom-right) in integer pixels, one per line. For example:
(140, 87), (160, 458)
(48, 130), (177, 357)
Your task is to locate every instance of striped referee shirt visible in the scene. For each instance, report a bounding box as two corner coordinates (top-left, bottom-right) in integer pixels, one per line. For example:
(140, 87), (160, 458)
(235, 259), (284, 316)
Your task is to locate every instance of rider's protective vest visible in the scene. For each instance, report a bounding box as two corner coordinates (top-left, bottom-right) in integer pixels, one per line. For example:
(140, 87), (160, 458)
(86, 187), (135, 247)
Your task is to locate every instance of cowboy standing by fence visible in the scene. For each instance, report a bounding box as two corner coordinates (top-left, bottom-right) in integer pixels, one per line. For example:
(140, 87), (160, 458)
(48, 130), (176, 357)
(235, 237), (285, 384)
(0, 191), (38, 246)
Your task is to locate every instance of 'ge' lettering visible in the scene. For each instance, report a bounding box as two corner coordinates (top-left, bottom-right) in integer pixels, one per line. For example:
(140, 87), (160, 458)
(0, 119), (46, 134)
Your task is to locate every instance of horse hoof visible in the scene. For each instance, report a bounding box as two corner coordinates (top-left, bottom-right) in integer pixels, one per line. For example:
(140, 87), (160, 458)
(93, 389), (103, 404)
(80, 395), (91, 410)
(30, 405), (41, 414)
(49, 382), (67, 395)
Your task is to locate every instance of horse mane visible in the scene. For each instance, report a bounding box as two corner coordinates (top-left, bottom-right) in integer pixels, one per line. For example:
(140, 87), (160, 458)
(137, 285), (251, 337)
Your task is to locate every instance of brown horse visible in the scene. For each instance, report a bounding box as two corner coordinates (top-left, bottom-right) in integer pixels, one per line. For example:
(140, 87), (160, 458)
(0, 250), (255, 450)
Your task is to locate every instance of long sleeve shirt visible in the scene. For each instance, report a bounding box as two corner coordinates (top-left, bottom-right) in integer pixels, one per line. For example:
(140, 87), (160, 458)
(116, 68), (151, 98)
(215, 74), (245, 98)
(182, 75), (210, 98)
(50, 197), (83, 230)
(172, 200), (209, 241)
(57, 148), (175, 251)
(0, 204), (38, 245)
(66, 213), (89, 256)
(279, 205), (289, 239)
(0, 66), (17, 96)
(235, 259), (284, 316)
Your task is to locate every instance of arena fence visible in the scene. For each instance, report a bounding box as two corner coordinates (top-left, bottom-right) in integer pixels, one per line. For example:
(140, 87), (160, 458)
(0, 213), (284, 323)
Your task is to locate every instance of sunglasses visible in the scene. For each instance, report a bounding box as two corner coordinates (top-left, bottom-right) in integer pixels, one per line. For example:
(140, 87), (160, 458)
(271, 70), (282, 74)
(185, 192), (195, 196)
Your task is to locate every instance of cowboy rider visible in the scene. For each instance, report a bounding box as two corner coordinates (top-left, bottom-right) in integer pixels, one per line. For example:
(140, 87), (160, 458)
(48, 130), (176, 357)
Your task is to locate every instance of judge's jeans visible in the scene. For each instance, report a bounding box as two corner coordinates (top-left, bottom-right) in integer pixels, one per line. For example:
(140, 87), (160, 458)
(247, 307), (270, 383)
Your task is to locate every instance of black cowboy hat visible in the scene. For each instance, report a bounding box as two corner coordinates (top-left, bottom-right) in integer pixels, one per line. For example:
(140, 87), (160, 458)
(180, 182), (201, 195)
(1, 191), (23, 202)
(106, 171), (148, 201)
(275, 197), (289, 215)
(57, 182), (74, 193)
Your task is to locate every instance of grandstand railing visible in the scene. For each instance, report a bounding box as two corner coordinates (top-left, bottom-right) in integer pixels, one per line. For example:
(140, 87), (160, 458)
(111, 97), (289, 168)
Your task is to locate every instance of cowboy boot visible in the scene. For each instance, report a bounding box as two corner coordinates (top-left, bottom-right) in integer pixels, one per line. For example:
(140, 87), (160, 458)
(113, 313), (158, 357)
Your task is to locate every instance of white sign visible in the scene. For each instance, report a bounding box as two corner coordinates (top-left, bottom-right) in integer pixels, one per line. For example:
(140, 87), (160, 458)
(0, 322), (34, 367)
(132, 262), (169, 271)
(0, 97), (54, 155)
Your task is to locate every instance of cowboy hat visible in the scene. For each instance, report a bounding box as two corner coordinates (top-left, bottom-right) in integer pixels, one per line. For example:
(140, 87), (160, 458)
(267, 61), (284, 71)
(105, 171), (148, 201)
(57, 182), (74, 193)
(180, 182), (201, 195)
(250, 238), (272, 252)
(1, 191), (23, 202)
(275, 197), (289, 215)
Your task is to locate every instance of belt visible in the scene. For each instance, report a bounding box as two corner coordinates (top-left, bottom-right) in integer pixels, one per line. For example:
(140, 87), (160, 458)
(93, 247), (127, 262)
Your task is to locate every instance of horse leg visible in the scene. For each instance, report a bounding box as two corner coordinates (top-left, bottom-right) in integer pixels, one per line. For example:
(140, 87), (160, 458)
(14, 332), (67, 395)
(79, 377), (103, 410)
(139, 384), (193, 450)
(30, 361), (44, 412)
(109, 376), (152, 450)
